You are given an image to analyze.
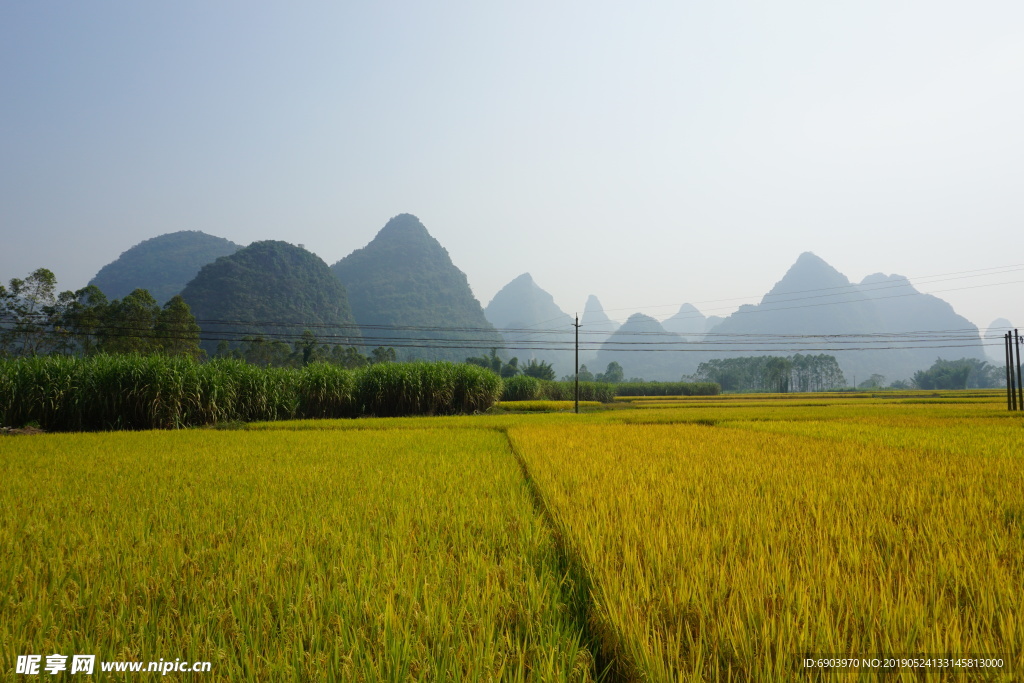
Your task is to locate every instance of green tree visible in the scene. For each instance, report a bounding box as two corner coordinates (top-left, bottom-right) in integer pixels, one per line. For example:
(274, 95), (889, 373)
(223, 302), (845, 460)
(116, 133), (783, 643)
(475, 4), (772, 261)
(154, 295), (203, 359)
(330, 345), (370, 369)
(577, 364), (595, 382)
(858, 374), (886, 389)
(466, 348), (519, 377)
(0, 268), (72, 356)
(237, 336), (293, 367)
(371, 347), (397, 364)
(596, 361), (623, 383)
(911, 358), (992, 390)
(61, 285), (110, 355)
(101, 289), (161, 354)
(522, 358), (555, 380)
(296, 329), (329, 366)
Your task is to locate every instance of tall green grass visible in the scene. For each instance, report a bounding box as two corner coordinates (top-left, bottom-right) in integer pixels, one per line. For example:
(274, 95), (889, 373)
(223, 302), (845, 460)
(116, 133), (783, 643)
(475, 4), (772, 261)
(0, 356), (501, 431)
(537, 380), (617, 403)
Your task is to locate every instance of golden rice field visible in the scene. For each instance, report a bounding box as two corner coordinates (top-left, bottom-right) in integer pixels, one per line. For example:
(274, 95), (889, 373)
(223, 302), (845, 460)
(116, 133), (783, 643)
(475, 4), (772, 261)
(2, 391), (1022, 681)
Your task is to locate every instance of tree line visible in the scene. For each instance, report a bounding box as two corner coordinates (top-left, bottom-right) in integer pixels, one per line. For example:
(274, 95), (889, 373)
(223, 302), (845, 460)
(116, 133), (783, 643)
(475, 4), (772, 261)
(0, 268), (397, 367)
(1, 269), (202, 358)
(691, 354), (847, 393)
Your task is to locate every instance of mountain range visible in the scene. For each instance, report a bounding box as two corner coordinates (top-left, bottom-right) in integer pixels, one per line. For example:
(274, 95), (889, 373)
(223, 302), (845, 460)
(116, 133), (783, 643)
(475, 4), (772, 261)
(88, 223), (998, 383)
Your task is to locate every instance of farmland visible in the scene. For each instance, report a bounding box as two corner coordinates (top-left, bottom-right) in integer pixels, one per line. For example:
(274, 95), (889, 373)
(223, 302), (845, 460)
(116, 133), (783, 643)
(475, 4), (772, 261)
(2, 392), (1022, 680)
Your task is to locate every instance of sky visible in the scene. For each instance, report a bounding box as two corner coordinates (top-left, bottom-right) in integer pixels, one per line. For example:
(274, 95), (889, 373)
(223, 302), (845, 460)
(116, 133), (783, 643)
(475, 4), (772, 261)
(2, 1), (1022, 335)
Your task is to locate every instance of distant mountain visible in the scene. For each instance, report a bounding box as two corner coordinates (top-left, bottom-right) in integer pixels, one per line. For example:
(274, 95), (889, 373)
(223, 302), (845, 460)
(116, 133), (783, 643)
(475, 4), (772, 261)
(594, 313), (688, 381)
(856, 272), (986, 376)
(982, 318), (1013, 363)
(704, 316), (725, 334)
(699, 253), (985, 383)
(90, 231), (241, 304)
(580, 295), (619, 365)
(330, 214), (502, 362)
(484, 273), (574, 375)
(662, 303), (707, 340)
(180, 240), (358, 356)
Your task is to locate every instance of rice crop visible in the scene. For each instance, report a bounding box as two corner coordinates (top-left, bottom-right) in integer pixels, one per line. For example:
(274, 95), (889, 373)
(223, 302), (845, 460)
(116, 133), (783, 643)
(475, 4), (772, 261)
(0, 428), (601, 681)
(495, 400), (603, 412)
(3, 388), (1018, 680)
(509, 421), (1023, 680)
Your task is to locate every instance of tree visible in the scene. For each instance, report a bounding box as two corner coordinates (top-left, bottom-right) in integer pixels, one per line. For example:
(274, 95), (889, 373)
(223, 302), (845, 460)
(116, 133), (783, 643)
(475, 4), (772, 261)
(371, 347), (397, 364)
(577, 364), (595, 382)
(858, 374), (886, 390)
(329, 345), (370, 369)
(522, 358), (556, 380)
(466, 348), (519, 376)
(296, 329), (328, 366)
(0, 268), (71, 356)
(61, 285), (110, 355)
(101, 289), (161, 354)
(154, 295), (203, 359)
(911, 358), (992, 390)
(596, 361), (623, 383)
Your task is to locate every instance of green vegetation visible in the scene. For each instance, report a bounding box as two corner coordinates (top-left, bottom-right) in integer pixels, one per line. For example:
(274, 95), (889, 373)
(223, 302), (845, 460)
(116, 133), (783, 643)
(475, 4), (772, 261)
(693, 354), (847, 392)
(912, 357), (1005, 389)
(89, 230), (241, 304)
(1, 269), (202, 359)
(613, 381), (720, 396)
(0, 356), (501, 431)
(331, 214), (503, 363)
(181, 240), (360, 358)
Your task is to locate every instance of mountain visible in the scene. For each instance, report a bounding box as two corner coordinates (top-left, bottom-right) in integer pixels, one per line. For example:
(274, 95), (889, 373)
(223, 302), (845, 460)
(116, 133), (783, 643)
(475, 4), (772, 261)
(594, 313), (688, 381)
(484, 273), (574, 375)
(580, 295), (619, 365)
(662, 303), (707, 340)
(704, 316), (725, 334)
(330, 214), (502, 362)
(699, 253), (985, 383)
(90, 231), (241, 304)
(180, 241), (359, 356)
(982, 318), (1013, 363)
(856, 272), (986, 376)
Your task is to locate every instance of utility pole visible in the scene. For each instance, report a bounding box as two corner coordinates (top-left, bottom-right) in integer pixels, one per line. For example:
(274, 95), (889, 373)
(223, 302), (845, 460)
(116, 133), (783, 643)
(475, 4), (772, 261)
(1007, 332), (1015, 411)
(1011, 329), (1019, 411)
(574, 314), (580, 414)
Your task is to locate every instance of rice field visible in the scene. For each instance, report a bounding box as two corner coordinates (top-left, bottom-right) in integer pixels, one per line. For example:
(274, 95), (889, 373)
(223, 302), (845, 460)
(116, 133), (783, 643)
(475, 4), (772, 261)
(2, 391), (1022, 680)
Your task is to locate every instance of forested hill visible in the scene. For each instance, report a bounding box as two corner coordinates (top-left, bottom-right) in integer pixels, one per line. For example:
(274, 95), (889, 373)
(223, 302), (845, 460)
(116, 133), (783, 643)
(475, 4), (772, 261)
(180, 241), (359, 356)
(89, 231), (241, 305)
(330, 214), (502, 362)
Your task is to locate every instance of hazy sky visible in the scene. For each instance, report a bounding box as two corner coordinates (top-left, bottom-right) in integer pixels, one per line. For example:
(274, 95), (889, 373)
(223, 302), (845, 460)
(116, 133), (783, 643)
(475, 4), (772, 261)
(3, 2), (1022, 335)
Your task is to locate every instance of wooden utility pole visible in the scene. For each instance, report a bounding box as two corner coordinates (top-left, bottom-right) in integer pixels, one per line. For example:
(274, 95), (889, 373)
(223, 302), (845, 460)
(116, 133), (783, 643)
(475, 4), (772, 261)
(1007, 332), (1015, 411)
(574, 314), (580, 414)
(1011, 329), (1019, 411)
